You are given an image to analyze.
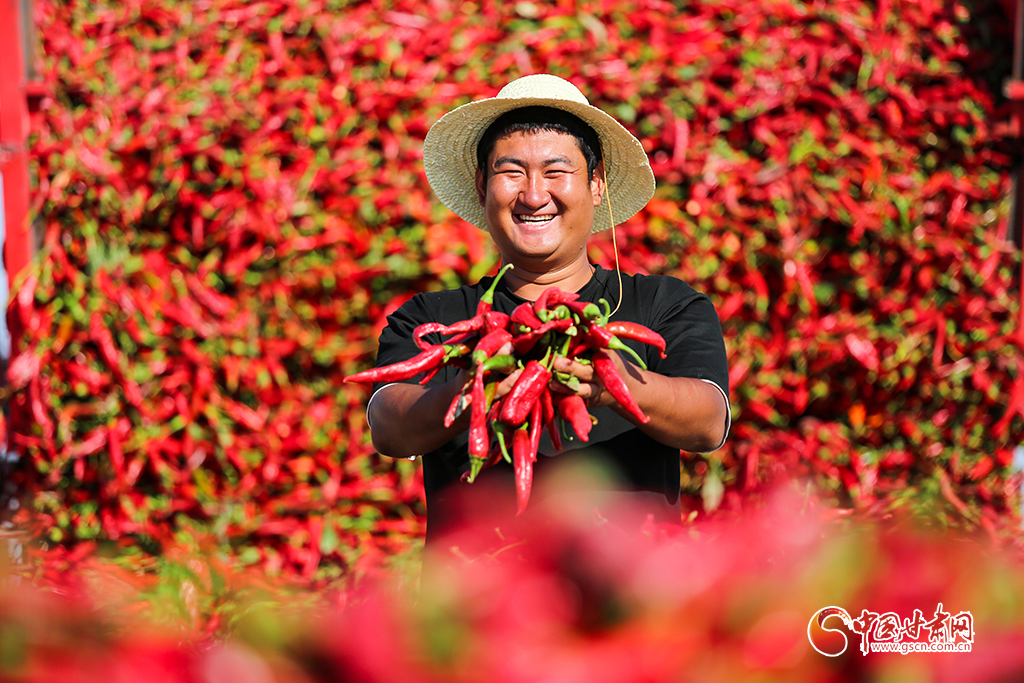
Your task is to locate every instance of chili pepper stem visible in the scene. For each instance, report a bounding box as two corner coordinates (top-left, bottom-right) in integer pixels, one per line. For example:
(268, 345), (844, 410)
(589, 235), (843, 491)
(539, 345), (554, 370)
(467, 456), (485, 484)
(482, 263), (514, 302)
(558, 333), (572, 358)
(496, 427), (512, 464)
(609, 338), (647, 370)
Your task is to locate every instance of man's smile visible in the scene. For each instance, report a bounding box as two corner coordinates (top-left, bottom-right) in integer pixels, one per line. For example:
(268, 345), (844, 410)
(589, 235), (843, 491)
(514, 214), (556, 224)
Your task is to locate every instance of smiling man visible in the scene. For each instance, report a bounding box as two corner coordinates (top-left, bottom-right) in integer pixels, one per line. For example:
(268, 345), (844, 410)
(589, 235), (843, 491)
(366, 75), (730, 545)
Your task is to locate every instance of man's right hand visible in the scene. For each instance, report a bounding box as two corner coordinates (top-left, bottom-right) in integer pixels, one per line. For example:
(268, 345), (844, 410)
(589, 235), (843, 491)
(368, 342), (518, 458)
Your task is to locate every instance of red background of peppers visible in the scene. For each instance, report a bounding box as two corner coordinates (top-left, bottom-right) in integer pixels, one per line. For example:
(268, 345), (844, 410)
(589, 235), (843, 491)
(4, 0), (1023, 581)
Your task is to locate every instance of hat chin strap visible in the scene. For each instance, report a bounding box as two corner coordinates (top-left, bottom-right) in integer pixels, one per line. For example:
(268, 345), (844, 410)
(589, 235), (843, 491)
(603, 162), (624, 320)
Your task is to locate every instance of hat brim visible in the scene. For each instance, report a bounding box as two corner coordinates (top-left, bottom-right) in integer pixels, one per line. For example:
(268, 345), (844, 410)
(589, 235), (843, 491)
(423, 94), (655, 233)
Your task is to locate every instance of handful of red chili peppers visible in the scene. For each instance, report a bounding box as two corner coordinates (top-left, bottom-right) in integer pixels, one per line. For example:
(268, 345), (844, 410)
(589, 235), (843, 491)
(345, 265), (667, 516)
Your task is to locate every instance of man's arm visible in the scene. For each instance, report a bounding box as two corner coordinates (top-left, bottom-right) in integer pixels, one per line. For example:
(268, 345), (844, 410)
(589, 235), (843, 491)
(551, 352), (729, 453)
(367, 374), (471, 458)
(369, 353), (525, 458)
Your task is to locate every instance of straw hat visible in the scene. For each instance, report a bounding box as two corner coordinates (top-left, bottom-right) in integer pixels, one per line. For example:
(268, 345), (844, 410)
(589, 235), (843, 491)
(422, 74), (656, 233)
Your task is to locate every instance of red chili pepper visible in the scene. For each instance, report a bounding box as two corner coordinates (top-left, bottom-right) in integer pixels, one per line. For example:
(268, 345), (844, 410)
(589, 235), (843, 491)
(66, 427), (108, 459)
(540, 384), (555, 423)
(533, 286), (577, 316)
(444, 383), (471, 428)
(556, 393), (593, 442)
(418, 363), (444, 385)
(528, 399), (543, 464)
(512, 426), (533, 516)
(64, 361), (110, 393)
(413, 319), (482, 350)
(483, 310), (510, 333)
(107, 422), (125, 488)
(90, 313), (120, 367)
(225, 399), (265, 431)
(592, 350), (649, 424)
(499, 353), (553, 426)
(88, 313), (143, 407)
(466, 369), (489, 482)
(533, 287), (556, 315)
(511, 301), (544, 331)
(562, 299), (605, 323)
(472, 328), (513, 365)
(512, 317), (574, 356)
(413, 322), (453, 350)
(344, 344), (447, 384)
(445, 354), (512, 427)
(606, 321), (667, 358)
(185, 272), (233, 317)
(417, 265), (514, 350)
(583, 322), (649, 369)
(540, 386), (561, 451)
(29, 378), (54, 453)
(461, 438), (505, 483)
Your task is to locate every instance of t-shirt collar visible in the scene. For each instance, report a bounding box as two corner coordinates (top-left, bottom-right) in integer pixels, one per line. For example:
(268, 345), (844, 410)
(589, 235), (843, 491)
(493, 263), (613, 305)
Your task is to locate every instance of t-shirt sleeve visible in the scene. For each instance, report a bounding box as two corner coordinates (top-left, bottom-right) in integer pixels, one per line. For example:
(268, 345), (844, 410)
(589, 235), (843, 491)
(647, 280), (730, 401)
(641, 278), (731, 452)
(371, 289), (476, 394)
(372, 294), (436, 394)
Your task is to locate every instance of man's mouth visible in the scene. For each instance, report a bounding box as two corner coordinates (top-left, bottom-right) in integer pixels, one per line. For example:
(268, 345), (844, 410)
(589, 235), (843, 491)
(515, 214), (556, 224)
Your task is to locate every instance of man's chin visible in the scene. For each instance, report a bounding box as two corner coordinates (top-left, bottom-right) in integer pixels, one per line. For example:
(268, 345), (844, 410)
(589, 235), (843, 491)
(501, 249), (561, 271)
(494, 233), (557, 261)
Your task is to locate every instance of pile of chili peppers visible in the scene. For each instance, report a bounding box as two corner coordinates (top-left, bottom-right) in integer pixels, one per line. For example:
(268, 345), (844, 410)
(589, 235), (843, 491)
(346, 265), (667, 515)
(14, 0), (1020, 580)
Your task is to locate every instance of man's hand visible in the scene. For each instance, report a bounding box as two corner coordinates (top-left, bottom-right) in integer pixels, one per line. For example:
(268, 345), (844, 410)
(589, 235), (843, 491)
(550, 354), (615, 409)
(549, 352), (728, 453)
(369, 342), (520, 458)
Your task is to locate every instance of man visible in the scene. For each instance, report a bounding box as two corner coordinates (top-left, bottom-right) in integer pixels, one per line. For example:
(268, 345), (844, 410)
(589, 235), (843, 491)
(367, 74), (730, 544)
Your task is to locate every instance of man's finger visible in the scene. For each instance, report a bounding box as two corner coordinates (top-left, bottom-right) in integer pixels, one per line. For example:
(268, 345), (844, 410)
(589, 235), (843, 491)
(495, 368), (523, 398)
(552, 355), (595, 381)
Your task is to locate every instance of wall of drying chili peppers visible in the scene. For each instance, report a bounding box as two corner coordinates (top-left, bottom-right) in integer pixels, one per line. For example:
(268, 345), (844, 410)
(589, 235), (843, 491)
(3, 0), (1021, 579)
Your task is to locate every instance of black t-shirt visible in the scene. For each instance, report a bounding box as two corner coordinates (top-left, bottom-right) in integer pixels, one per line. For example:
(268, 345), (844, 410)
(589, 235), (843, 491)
(373, 265), (730, 543)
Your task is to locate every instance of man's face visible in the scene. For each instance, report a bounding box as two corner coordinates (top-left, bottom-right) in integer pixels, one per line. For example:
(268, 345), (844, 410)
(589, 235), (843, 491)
(475, 129), (604, 272)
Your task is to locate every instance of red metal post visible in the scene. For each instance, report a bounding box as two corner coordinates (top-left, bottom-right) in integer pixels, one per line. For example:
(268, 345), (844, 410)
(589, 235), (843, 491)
(1, 0), (39, 498)
(0, 0), (37, 290)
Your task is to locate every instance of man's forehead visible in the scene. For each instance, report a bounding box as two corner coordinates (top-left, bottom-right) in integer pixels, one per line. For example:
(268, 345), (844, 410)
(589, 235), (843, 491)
(488, 129), (585, 160)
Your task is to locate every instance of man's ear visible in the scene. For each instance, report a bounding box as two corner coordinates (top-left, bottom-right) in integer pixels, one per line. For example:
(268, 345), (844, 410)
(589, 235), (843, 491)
(475, 167), (486, 206)
(591, 160), (606, 207)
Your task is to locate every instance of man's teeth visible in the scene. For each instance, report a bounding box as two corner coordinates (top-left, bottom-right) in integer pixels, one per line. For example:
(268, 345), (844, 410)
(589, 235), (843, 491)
(517, 215), (554, 223)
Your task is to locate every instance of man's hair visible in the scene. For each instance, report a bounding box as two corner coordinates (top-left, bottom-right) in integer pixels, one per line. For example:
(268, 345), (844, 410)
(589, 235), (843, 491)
(476, 106), (603, 180)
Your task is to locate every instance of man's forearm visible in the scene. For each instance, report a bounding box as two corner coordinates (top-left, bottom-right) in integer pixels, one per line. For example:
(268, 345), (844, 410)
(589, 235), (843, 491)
(552, 353), (729, 453)
(368, 376), (471, 458)
(617, 365), (729, 453)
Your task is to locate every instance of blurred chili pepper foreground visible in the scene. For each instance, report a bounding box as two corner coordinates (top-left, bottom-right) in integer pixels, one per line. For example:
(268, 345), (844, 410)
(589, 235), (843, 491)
(3, 481), (1024, 683)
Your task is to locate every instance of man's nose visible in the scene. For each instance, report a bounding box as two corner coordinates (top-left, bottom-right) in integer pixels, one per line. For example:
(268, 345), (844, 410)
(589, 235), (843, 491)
(519, 173), (550, 207)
